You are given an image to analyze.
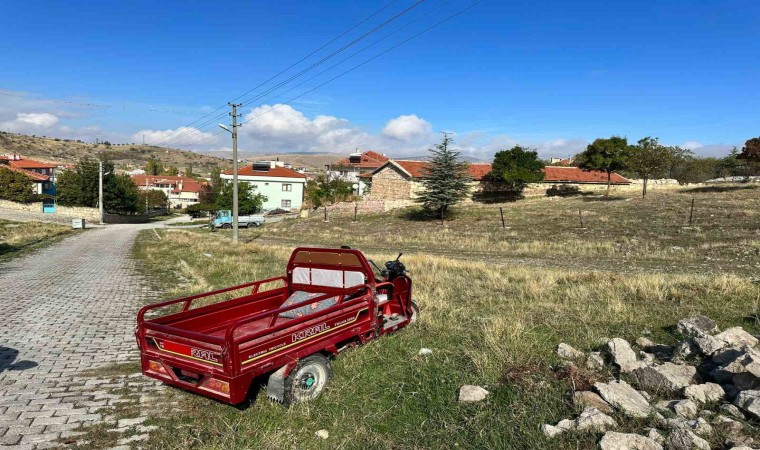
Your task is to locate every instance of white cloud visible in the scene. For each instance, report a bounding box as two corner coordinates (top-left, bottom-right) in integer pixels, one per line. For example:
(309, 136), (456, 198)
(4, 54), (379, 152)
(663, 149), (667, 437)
(681, 140), (702, 150)
(381, 114), (432, 141)
(1, 112), (59, 132)
(133, 127), (220, 147)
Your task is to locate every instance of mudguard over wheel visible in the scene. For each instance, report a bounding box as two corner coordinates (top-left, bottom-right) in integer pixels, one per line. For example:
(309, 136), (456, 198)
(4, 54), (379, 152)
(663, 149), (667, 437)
(409, 301), (419, 324)
(282, 354), (332, 406)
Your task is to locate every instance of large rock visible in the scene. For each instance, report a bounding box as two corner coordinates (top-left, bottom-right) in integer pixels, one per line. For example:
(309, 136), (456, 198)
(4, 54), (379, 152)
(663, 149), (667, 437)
(734, 389), (760, 418)
(574, 407), (617, 432)
(458, 385), (489, 402)
(672, 400), (699, 419)
(683, 383), (725, 404)
(664, 428), (710, 450)
(594, 380), (653, 418)
(599, 431), (663, 450)
(715, 327), (759, 348)
(691, 332), (727, 355)
(631, 363), (698, 394)
(605, 338), (645, 373)
(677, 316), (719, 337)
(574, 391), (614, 414)
(557, 343), (584, 360)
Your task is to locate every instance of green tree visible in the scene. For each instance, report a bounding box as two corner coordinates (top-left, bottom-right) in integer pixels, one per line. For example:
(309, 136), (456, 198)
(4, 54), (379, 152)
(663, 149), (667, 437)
(305, 175), (354, 208)
(165, 166), (179, 176)
(416, 134), (470, 219)
(739, 137), (760, 162)
(666, 146), (693, 179)
(486, 146), (544, 196)
(575, 136), (630, 196)
(139, 189), (168, 214)
(0, 167), (35, 202)
(626, 137), (672, 198)
(144, 158), (164, 175)
(104, 175), (140, 214)
(216, 181), (267, 215)
(672, 157), (722, 184)
(57, 157), (140, 214)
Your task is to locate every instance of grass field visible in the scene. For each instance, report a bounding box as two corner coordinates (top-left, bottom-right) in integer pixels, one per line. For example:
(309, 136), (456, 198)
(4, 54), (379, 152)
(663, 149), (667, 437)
(0, 219), (73, 261)
(105, 186), (759, 449)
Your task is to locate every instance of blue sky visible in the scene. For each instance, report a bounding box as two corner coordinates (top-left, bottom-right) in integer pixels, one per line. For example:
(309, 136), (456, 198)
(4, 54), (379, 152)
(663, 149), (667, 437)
(1, 0), (758, 159)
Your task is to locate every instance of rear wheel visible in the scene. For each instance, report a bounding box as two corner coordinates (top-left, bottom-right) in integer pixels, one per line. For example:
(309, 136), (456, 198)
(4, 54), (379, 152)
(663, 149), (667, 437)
(409, 301), (419, 324)
(284, 354), (332, 405)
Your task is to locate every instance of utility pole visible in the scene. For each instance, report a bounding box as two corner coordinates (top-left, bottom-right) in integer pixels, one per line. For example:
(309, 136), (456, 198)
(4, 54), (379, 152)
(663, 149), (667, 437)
(219, 103), (242, 243)
(98, 160), (104, 224)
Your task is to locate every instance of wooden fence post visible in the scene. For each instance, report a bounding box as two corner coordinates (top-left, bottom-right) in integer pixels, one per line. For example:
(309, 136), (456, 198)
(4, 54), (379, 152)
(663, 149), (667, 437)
(688, 198), (695, 225)
(579, 209), (584, 228)
(499, 207), (506, 229)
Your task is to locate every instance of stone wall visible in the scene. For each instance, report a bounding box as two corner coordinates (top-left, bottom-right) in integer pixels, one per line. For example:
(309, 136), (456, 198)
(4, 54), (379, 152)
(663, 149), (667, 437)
(0, 200), (100, 223)
(367, 166), (412, 200)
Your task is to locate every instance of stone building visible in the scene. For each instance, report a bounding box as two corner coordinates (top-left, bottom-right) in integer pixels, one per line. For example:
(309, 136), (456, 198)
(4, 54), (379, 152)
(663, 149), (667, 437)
(367, 161), (632, 207)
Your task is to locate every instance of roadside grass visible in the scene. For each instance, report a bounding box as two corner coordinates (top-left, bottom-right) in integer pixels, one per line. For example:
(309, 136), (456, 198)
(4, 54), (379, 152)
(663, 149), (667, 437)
(122, 225), (760, 450)
(0, 219), (74, 261)
(257, 186), (760, 275)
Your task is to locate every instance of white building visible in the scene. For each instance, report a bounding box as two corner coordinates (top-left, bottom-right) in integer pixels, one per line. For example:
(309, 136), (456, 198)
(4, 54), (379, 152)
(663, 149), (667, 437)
(130, 175), (205, 209)
(221, 161), (307, 211)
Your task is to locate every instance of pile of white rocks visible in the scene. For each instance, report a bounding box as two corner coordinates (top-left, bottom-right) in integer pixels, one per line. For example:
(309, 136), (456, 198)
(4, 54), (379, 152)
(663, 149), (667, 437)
(544, 316), (760, 449)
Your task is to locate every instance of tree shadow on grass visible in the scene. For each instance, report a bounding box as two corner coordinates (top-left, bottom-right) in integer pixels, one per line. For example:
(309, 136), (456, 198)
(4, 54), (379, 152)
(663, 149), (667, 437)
(0, 243), (17, 256)
(0, 346), (38, 372)
(397, 208), (456, 222)
(678, 185), (758, 194)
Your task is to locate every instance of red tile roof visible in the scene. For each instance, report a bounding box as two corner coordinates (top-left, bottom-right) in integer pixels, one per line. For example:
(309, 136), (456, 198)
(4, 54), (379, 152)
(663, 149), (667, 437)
(335, 150), (390, 169)
(7, 159), (56, 169)
(388, 160), (493, 181)
(375, 161), (629, 185)
(543, 166), (631, 184)
(223, 166), (306, 179)
(2, 165), (50, 181)
(130, 175), (207, 193)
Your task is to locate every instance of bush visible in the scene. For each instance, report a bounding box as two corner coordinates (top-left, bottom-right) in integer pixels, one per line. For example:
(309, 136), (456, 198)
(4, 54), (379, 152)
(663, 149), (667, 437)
(186, 203), (217, 218)
(546, 184), (583, 197)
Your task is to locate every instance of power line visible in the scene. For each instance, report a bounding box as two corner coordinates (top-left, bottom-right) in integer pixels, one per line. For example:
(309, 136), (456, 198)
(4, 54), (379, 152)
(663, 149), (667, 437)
(180, 0), (487, 151)
(156, 0), (427, 148)
(148, 0), (404, 147)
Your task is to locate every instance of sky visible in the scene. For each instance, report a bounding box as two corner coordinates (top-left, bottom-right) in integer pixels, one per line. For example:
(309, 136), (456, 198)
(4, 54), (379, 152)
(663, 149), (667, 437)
(1, 0), (758, 160)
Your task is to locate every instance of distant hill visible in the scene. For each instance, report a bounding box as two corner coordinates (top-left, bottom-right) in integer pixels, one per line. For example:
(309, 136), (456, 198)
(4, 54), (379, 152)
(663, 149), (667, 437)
(397, 154), (486, 163)
(201, 150), (344, 170)
(0, 132), (230, 175)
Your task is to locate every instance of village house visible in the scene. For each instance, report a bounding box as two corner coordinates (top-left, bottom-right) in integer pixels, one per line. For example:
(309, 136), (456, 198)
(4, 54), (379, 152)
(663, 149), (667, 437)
(330, 150), (390, 196)
(1, 154), (58, 195)
(130, 174), (205, 209)
(221, 161), (307, 211)
(367, 160), (631, 204)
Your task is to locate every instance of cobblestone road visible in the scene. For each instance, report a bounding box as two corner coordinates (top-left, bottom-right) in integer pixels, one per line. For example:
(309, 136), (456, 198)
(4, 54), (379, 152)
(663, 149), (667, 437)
(0, 224), (162, 448)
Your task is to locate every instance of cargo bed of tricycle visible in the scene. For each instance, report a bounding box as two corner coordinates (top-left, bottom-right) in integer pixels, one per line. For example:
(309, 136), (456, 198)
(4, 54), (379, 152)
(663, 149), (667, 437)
(135, 247), (415, 405)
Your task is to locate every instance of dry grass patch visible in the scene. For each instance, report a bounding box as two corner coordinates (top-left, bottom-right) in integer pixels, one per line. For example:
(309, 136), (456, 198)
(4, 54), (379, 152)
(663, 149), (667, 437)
(0, 219), (73, 260)
(124, 227), (760, 449)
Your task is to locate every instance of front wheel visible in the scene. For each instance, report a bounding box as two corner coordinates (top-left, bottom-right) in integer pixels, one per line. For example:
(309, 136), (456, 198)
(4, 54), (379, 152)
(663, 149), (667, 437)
(409, 301), (419, 324)
(221, 223), (231, 229)
(284, 354), (332, 405)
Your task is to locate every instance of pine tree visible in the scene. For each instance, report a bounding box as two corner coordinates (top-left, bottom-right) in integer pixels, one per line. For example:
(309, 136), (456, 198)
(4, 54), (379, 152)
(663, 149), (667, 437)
(416, 134), (470, 219)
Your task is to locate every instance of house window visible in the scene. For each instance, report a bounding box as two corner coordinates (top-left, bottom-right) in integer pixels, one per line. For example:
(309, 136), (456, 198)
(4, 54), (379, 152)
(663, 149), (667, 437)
(281, 199), (291, 208)
(282, 183), (292, 192)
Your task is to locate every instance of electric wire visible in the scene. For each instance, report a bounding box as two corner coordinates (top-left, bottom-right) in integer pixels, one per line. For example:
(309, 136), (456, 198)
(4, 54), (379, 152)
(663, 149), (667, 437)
(155, 0), (426, 148)
(148, 0), (405, 147)
(179, 0), (486, 151)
